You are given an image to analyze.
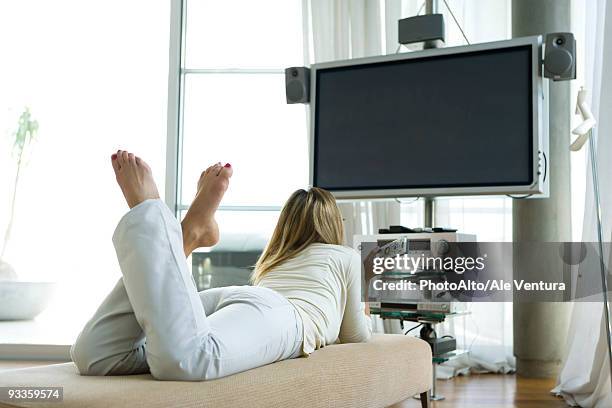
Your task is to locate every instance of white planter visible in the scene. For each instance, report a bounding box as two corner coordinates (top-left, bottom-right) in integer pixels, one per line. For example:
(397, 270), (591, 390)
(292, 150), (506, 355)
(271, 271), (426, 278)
(0, 281), (57, 320)
(0, 260), (57, 320)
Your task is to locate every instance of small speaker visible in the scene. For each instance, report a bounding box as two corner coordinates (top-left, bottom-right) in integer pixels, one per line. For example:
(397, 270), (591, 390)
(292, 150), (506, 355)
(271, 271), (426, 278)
(544, 33), (576, 81)
(398, 14), (445, 45)
(285, 67), (310, 104)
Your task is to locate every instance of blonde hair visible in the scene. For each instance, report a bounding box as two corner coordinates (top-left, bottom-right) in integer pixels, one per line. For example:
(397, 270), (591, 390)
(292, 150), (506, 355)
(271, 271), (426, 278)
(252, 187), (344, 283)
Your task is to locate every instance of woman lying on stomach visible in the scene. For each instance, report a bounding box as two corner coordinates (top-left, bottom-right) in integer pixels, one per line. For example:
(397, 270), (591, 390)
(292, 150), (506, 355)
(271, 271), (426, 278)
(71, 150), (372, 381)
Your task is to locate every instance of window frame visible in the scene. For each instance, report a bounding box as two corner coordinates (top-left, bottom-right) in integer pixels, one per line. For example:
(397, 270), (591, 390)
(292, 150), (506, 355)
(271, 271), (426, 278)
(165, 0), (184, 215)
(166, 0), (308, 216)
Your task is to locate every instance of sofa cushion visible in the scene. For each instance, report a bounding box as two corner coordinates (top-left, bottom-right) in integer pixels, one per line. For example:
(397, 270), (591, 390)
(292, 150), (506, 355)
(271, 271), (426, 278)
(0, 334), (431, 408)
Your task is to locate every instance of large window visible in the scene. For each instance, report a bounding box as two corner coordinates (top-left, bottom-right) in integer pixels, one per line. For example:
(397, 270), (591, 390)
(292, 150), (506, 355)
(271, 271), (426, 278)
(0, 1), (170, 351)
(171, 0), (309, 249)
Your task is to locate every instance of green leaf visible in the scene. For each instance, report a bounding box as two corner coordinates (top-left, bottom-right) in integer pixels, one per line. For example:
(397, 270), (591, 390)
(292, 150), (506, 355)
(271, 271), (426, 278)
(12, 107), (38, 157)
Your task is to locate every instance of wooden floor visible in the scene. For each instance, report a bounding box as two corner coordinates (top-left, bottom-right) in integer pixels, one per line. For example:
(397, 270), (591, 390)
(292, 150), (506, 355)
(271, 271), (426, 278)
(392, 374), (568, 408)
(1, 361), (569, 407)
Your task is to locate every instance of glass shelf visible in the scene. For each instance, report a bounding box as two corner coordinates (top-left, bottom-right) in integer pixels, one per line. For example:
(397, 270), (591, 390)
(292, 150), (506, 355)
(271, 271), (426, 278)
(433, 349), (468, 364)
(372, 309), (471, 323)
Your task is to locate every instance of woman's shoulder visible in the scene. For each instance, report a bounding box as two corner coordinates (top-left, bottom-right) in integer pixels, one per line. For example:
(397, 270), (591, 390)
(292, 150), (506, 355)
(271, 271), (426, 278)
(308, 242), (356, 253)
(307, 243), (359, 263)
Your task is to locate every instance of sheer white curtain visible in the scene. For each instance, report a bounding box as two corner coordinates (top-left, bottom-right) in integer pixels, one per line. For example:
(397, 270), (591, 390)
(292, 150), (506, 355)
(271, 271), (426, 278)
(304, 0), (514, 376)
(434, 197), (515, 378)
(553, 0), (611, 407)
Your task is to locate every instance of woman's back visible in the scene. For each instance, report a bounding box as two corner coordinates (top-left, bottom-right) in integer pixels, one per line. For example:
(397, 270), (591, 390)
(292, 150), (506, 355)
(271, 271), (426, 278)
(257, 243), (371, 354)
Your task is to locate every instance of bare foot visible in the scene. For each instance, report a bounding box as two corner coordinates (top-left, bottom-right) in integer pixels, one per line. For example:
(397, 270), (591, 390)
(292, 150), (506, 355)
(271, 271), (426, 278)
(111, 150), (160, 208)
(181, 162), (232, 255)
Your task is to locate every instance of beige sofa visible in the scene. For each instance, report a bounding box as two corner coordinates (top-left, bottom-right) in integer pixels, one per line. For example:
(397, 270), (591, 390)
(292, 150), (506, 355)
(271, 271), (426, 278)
(0, 334), (432, 408)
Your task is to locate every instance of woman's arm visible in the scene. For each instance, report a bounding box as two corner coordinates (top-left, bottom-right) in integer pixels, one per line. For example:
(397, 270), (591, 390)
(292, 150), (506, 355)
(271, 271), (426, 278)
(338, 251), (373, 343)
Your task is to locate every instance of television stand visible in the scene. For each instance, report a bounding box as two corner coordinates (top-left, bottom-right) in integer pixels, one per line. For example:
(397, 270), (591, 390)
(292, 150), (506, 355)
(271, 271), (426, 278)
(372, 307), (470, 401)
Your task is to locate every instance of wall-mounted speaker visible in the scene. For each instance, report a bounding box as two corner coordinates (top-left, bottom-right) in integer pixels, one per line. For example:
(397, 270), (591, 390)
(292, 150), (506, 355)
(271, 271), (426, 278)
(285, 67), (310, 104)
(544, 33), (576, 81)
(398, 14), (445, 45)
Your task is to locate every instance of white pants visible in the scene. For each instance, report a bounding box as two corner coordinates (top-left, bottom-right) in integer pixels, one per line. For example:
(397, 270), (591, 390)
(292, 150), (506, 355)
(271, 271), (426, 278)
(71, 199), (303, 381)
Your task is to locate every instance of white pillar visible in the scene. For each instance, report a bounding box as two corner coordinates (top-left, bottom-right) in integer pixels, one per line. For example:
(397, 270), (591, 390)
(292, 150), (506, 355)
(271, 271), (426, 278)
(512, 0), (572, 378)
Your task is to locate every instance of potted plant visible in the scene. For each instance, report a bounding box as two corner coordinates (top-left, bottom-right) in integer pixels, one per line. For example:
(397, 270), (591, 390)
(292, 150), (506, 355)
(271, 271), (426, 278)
(0, 108), (38, 281)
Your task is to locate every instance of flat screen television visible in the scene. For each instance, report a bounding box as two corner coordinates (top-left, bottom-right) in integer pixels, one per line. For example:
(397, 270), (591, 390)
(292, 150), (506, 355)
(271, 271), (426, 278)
(309, 36), (547, 199)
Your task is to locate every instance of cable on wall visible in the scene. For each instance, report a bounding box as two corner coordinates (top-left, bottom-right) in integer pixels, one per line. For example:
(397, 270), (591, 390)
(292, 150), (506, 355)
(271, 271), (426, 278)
(506, 194), (533, 199)
(441, 0), (471, 45)
(394, 197), (421, 205)
(416, 1), (426, 16)
(506, 151), (548, 200)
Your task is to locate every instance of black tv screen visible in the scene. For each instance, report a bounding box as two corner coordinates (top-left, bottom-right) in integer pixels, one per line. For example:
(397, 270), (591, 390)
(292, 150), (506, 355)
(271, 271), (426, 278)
(312, 44), (535, 194)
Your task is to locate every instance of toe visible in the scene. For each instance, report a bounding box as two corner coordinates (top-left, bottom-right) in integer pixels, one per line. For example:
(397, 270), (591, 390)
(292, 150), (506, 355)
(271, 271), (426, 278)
(219, 164), (233, 178)
(116, 150), (125, 166)
(208, 163), (218, 172)
(136, 156), (151, 171)
(111, 154), (120, 172)
(121, 150), (129, 165)
(212, 163), (223, 176)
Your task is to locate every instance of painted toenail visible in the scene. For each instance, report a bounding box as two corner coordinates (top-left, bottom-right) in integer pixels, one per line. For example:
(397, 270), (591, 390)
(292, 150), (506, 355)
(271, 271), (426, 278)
(224, 163), (231, 168)
(112, 154), (117, 160)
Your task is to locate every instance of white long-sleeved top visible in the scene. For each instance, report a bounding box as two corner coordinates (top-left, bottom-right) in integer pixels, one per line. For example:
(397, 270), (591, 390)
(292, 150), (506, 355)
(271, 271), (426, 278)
(257, 243), (372, 354)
